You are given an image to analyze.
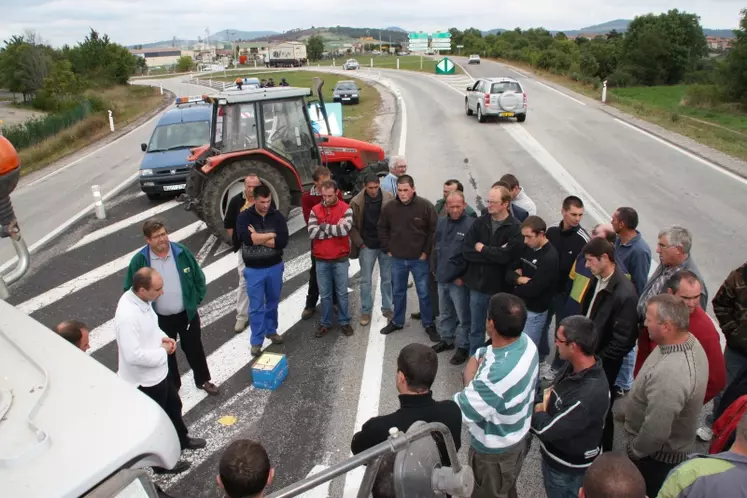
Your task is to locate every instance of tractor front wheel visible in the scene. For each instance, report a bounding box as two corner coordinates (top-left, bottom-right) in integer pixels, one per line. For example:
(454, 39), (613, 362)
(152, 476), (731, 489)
(201, 159), (292, 245)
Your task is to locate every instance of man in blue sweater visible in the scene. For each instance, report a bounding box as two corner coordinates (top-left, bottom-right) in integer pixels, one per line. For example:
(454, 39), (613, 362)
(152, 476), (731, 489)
(431, 191), (476, 365)
(236, 185), (290, 357)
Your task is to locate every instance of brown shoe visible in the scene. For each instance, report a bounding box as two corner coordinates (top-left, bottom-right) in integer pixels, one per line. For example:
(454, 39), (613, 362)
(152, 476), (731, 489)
(315, 326), (329, 338)
(302, 307), (315, 320)
(266, 333), (284, 344)
(250, 345), (262, 357)
(382, 309), (393, 320)
(360, 313), (371, 326)
(200, 381), (220, 395)
(341, 324), (354, 336)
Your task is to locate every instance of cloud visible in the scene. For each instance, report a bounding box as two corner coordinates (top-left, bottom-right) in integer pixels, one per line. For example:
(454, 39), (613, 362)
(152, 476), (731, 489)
(0, 0), (742, 47)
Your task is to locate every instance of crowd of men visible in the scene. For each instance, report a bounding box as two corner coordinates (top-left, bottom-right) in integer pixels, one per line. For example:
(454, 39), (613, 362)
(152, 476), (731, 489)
(52, 154), (747, 497)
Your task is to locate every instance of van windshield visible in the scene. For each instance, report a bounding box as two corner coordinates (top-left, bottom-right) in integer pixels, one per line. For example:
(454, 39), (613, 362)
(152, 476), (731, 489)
(491, 82), (522, 93)
(147, 121), (210, 152)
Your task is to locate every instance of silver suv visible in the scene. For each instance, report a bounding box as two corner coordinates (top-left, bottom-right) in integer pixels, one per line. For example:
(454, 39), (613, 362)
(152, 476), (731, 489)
(465, 77), (527, 123)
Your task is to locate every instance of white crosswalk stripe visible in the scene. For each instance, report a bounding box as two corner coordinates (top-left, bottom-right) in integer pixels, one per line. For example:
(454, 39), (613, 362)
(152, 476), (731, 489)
(432, 74), (475, 93)
(8, 186), (366, 495)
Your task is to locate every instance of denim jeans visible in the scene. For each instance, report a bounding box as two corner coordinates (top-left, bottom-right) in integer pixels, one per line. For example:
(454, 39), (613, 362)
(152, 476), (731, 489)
(244, 262), (284, 346)
(541, 459), (586, 498)
(540, 293), (567, 362)
(615, 345), (638, 390)
(523, 310), (549, 348)
(358, 247), (392, 314)
(391, 258), (432, 328)
(708, 346), (747, 425)
(469, 290), (491, 356)
(316, 259), (351, 327)
(438, 282), (471, 349)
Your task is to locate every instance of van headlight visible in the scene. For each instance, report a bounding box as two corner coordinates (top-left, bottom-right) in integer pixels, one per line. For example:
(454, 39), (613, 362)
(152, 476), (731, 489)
(140, 169), (154, 176)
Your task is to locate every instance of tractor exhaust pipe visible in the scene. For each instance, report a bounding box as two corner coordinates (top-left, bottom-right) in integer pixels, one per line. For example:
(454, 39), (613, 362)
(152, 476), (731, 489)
(312, 77), (332, 138)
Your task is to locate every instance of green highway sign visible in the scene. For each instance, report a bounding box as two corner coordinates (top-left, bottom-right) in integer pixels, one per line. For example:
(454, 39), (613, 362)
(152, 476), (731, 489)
(435, 57), (456, 75)
(432, 32), (452, 39)
(408, 32), (429, 40)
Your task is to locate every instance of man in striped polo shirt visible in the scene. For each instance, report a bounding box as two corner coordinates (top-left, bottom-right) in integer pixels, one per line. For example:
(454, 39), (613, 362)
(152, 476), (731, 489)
(454, 292), (539, 498)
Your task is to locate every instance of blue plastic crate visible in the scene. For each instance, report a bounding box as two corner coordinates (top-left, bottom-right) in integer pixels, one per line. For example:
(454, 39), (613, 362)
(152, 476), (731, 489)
(252, 352), (288, 390)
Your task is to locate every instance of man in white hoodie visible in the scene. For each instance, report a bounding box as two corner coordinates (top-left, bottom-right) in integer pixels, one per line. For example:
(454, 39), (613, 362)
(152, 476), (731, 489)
(500, 173), (536, 216)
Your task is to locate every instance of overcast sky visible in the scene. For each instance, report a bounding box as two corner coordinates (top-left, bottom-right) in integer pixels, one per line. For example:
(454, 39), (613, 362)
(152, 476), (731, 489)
(0, 0), (743, 47)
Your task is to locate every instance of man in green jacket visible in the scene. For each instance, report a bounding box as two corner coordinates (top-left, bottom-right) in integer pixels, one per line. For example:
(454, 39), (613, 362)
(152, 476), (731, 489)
(124, 218), (218, 396)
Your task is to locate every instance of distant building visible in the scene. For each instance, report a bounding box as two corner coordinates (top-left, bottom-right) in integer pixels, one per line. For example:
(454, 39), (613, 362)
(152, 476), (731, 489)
(129, 48), (181, 68)
(706, 36), (734, 51)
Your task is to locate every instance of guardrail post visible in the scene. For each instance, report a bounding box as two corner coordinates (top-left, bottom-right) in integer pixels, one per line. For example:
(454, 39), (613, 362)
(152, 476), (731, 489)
(159, 83), (163, 95)
(397, 58), (400, 70)
(370, 58), (373, 68)
(602, 80), (608, 104)
(91, 185), (106, 220)
(107, 110), (114, 132)
(333, 58), (336, 67)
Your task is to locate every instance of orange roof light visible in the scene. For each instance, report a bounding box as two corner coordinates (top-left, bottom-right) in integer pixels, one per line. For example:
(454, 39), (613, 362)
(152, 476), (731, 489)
(0, 136), (20, 176)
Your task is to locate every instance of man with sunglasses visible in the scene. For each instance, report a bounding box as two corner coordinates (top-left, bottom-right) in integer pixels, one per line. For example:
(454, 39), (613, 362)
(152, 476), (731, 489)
(531, 315), (610, 498)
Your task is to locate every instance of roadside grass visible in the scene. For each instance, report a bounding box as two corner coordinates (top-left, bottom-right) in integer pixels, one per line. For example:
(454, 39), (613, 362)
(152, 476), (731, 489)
(314, 55), (463, 74)
(487, 57), (747, 162)
(216, 70), (382, 142)
(19, 85), (169, 175)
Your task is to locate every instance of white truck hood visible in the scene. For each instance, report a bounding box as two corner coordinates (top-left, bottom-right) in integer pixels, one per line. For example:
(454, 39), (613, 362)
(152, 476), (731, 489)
(0, 300), (180, 497)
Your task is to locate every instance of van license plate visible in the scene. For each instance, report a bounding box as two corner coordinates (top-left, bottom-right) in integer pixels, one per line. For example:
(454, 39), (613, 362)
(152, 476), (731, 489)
(163, 184), (186, 191)
(500, 112), (515, 117)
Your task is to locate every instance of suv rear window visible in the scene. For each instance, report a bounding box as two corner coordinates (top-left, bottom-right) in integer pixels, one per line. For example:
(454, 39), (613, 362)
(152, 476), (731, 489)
(491, 82), (522, 93)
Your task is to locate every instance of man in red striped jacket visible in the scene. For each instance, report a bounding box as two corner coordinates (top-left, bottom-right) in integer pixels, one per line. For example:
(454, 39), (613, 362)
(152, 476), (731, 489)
(308, 179), (355, 338)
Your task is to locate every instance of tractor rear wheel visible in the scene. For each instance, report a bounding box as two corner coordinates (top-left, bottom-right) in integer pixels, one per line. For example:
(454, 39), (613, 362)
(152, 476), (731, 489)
(201, 159), (292, 245)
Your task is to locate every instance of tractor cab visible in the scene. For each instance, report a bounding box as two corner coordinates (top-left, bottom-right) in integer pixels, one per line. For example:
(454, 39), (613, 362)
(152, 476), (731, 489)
(183, 79), (388, 244)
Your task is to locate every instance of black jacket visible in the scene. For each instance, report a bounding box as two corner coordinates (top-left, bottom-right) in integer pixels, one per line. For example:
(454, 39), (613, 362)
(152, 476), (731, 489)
(507, 242), (560, 313)
(350, 392), (462, 465)
(237, 205), (289, 268)
(581, 266), (639, 383)
(462, 214), (524, 295)
(434, 213), (476, 284)
(547, 222), (591, 294)
(530, 358), (611, 473)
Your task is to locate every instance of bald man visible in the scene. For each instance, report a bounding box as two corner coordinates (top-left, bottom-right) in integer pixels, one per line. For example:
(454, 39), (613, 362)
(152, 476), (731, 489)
(55, 320), (90, 352)
(579, 452), (646, 498)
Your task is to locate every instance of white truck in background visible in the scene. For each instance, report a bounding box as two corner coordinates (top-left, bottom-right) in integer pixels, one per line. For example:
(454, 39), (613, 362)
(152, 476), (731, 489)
(264, 43), (308, 67)
(0, 136), (181, 498)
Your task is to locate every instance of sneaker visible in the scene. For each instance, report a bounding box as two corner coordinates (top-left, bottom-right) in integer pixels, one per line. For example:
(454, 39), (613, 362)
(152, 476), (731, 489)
(360, 313), (371, 326)
(432, 341), (455, 353)
(315, 326), (329, 338)
(382, 309), (393, 320)
(613, 386), (629, 399)
(450, 347), (469, 365)
(539, 362), (554, 380)
(250, 345), (262, 357)
(301, 307), (315, 320)
(341, 324), (354, 336)
(696, 426), (713, 442)
(424, 325), (440, 343)
(234, 316), (248, 333)
(266, 333), (284, 344)
(380, 322), (403, 335)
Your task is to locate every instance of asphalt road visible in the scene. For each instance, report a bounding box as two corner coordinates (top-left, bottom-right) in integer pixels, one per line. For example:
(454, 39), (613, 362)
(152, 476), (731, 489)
(0, 77), (217, 270)
(4, 61), (742, 498)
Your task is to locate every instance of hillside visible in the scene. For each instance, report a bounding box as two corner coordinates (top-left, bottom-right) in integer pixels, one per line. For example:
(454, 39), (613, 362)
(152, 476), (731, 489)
(211, 29), (279, 41)
(483, 19), (736, 38)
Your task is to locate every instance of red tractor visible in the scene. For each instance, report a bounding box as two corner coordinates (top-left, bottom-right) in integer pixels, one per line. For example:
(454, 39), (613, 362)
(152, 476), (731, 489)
(181, 78), (389, 244)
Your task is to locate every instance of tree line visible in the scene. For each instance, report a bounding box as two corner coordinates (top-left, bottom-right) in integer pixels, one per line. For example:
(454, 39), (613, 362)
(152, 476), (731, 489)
(0, 29), (146, 112)
(449, 8), (747, 105)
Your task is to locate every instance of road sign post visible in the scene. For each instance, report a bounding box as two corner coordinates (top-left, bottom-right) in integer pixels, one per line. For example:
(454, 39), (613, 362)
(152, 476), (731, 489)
(435, 57), (456, 75)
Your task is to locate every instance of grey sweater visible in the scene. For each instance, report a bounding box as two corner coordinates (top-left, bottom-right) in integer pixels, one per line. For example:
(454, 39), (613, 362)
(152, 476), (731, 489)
(623, 334), (708, 465)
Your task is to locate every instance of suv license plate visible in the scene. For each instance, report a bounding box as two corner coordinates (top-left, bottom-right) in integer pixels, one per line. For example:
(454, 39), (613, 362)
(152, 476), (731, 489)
(163, 184), (186, 191)
(500, 112), (515, 117)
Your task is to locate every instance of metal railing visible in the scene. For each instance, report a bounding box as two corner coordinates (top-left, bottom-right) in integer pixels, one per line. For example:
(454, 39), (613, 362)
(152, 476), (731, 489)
(264, 421), (474, 498)
(187, 78), (234, 91)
